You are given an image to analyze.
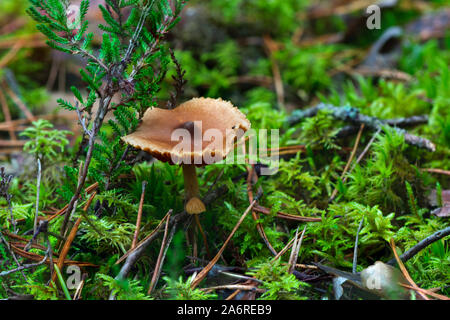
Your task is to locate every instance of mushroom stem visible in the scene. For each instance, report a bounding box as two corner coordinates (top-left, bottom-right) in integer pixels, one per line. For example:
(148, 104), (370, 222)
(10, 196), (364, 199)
(182, 164), (200, 199)
(182, 164), (206, 214)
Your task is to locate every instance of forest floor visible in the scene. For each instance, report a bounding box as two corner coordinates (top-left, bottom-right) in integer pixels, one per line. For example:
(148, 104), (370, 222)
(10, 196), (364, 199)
(0, 0), (449, 300)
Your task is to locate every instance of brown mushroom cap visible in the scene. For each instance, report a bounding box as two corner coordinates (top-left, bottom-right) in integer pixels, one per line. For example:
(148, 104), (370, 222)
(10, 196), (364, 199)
(122, 97), (251, 165)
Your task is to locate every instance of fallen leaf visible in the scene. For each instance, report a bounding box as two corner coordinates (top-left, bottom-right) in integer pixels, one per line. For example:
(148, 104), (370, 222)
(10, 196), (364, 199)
(428, 189), (450, 217)
(361, 261), (411, 300)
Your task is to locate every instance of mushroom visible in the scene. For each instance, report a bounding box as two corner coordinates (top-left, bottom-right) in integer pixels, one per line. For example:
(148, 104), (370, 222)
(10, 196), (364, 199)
(122, 97), (251, 214)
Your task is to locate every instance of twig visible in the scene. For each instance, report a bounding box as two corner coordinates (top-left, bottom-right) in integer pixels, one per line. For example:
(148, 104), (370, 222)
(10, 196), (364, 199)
(116, 210), (172, 265)
(0, 167), (16, 232)
(194, 214), (211, 258)
(263, 36), (284, 108)
(10, 244), (96, 267)
(271, 236), (297, 263)
(385, 115), (429, 127)
(115, 210), (173, 279)
(287, 226), (306, 274)
(225, 289), (241, 300)
(0, 230), (26, 280)
(387, 226), (450, 266)
(46, 204), (69, 222)
(57, 4), (162, 238)
(123, 2), (154, 63)
(51, 192), (96, 284)
(253, 205), (322, 222)
(148, 214), (175, 295)
(75, 102), (93, 138)
(191, 194), (262, 289)
(0, 244), (49, 278)
(75, 46), (108, 72)
(132, 181), (147, 249)
(0, 39), (24, 68)
(0, 113), (77, 131)
(0, 89), (16, 140)
(329, 124), (364, 201)
(0, 140), (26, 147)
(349, 128), (382, 174)
(24, 219), (48, 252)
(1, 232), (52, 280)
(59, 93), (112, 238)
(247, 165), (277, 256)
(287, 103), (435, 151)
(166, 48), (187, 109)
(218, 271), (264, 284)
(350, 67), (414, 82)
(287, 228), (300, 272)
(422, 168), (450, 176)
(116, 175), (233, 280)
(202, 284), (265, 294)
(33, 158), (42, 237)
(59, 1), (178, 239)
(73, 274), (86, 300)
(52, 217), (82, 284)
(389, 239), (429, 300)
(128, 8), (175, 80)
(1, 83), (35, 122)
(352, 217), (364, 274)
(399, 283), (450, 300)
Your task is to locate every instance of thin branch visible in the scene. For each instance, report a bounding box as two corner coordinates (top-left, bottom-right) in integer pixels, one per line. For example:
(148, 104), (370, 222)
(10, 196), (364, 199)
(1, 82), (35, 122)
(132, 181), (147, 249)
(202, 284), (265, 294)
(129, 11), (176, 79)
(59, 0), (175, 238)
(0, 230), (26, 280)
(287, 227), (299, 272)
(116, 210), (172, 265)
(75, 46), (108, 71)
(194, 214), (211, 258)
(400, 283), (450, 300)
(52, 192), (96, 284)
(287, 103), (435, 151)
(24, 219), (49, 252)
(0, 167), (16, 232)
(33, 158), (42, 237)
(166, 48), (187, 109)
(123, 2), (154, 63)
(252, 204), (322, 222)
(389, 239), (429, 300)
(60, 94), (113, 237)
(271, 236), (297, 263)
(349, 128), (382, 174)
(329, 124), (364, 201)
(422, 168), (450, 176)
(191, 193), (262, 289)
(387, 226), (450, 265)
(148, 215), (176, 295)
(75, 102), (93, 137)
(0, 89), (16, 141)
(115, 210), (173, 279)
(288, 226), (306, 274)
(247, 165), (278, 256)
(352, 217), (364, 274)
(218, 271), (264, 284)
(116, 173), (234, 280)
(0, 239), (50, 278)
